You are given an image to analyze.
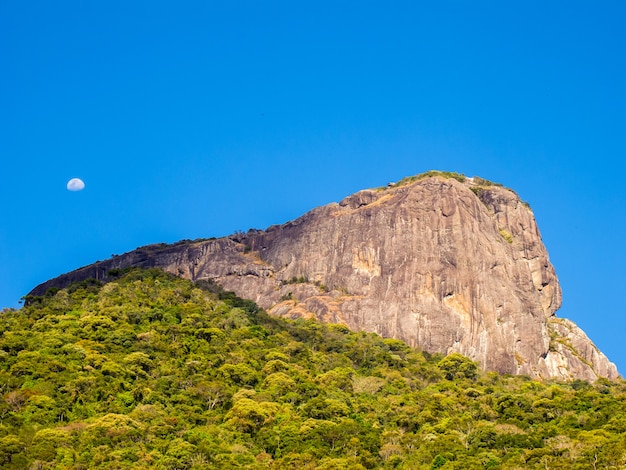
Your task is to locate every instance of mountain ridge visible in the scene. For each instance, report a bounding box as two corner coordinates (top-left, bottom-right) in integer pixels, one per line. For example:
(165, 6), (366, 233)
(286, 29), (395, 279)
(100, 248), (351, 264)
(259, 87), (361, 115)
(29, 171), (618, 381)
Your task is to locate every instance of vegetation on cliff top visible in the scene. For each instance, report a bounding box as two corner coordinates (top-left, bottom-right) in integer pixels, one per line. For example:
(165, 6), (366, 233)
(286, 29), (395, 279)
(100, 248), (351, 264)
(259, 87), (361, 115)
(1, 269), (626, 469)
(383, 171), (505, 190)
(379, 170), (532, 210)
(392, 171), (467, 187)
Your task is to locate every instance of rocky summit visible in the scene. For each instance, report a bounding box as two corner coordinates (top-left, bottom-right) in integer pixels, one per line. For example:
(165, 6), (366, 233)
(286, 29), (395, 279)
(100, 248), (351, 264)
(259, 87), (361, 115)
(30, 172), (618, 380)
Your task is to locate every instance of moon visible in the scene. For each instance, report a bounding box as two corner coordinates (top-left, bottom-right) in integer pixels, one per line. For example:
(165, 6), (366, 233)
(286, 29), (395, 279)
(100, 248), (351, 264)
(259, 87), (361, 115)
(67, 178), (85, 191)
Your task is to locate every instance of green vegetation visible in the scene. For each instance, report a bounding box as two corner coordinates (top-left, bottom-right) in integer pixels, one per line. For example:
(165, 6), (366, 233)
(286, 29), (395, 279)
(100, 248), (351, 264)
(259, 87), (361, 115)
(280, 276), (309, 286)
(468, 177), (531, 210)
(469, 178), (503, 202)
(498, 228), (514, 244)
(2, 269), (626, 469)
(314, 280), (329, 293)
(377, 171), (533, 211)
(385, 171), (466, 189)
(469, 186), (485, 198)
(471, 177), (503, 188)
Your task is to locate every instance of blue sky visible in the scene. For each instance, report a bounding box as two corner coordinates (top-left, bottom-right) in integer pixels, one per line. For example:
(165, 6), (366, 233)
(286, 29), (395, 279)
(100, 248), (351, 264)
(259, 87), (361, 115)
(2, 1), (625, 373)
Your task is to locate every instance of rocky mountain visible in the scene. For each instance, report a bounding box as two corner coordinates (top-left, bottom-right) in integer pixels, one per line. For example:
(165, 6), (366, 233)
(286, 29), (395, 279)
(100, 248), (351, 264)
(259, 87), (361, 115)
(29, 171), (618, 381)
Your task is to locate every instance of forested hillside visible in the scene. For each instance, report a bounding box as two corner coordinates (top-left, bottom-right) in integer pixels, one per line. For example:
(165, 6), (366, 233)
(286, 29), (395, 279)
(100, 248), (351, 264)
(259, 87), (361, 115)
(1, 269), (625, 469)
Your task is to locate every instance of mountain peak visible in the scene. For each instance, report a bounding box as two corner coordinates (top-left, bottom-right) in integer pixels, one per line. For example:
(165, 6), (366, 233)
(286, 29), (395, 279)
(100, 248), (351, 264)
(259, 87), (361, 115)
(29, 172), (618, 380)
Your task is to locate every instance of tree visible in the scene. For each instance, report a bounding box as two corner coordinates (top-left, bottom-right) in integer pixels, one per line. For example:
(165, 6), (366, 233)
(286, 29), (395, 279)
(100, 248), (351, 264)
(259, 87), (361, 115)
(437, 353), (478, 381)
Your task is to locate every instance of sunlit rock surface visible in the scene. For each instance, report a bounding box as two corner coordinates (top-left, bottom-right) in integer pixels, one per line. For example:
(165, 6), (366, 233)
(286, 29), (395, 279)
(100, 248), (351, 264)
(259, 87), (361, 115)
(30, 174), (618, 380)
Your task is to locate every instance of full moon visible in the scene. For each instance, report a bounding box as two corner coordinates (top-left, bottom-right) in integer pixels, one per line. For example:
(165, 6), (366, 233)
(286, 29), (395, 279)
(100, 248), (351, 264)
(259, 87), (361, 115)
(67, 178), (85, 191)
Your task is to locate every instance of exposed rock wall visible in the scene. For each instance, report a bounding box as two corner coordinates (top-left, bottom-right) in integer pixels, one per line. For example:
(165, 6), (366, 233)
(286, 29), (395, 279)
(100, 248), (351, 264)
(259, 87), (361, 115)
(30, 174), (618, 380)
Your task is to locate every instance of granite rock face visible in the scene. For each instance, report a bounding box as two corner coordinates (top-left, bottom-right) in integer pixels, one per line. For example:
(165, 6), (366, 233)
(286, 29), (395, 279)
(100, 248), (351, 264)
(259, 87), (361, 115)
(30, 174), (618, 380)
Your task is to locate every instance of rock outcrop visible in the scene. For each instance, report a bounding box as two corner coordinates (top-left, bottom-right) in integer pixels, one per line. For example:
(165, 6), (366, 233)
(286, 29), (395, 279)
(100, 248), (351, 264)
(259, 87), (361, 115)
(29, 172), (618, 380)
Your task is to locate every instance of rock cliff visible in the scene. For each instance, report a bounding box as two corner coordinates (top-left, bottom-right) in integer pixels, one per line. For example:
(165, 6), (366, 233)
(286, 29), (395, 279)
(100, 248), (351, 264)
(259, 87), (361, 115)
(30, 172), (618, 380)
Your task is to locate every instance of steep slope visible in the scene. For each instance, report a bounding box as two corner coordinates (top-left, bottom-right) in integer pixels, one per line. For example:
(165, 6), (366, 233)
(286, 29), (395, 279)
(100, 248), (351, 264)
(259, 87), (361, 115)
(29, 172), (618, 380)
(6, 270), (626, 469)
